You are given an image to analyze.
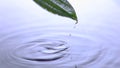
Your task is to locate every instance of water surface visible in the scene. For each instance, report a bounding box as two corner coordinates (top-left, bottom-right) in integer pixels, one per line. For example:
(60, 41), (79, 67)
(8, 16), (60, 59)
(0, 0), (120, 68)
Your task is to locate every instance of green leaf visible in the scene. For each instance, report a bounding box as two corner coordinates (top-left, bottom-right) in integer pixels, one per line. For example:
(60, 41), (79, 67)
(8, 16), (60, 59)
(34, 0), (78, 23)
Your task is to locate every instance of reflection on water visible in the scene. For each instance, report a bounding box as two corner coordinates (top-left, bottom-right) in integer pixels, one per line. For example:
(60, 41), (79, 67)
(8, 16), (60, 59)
(0, 0), (120, 68)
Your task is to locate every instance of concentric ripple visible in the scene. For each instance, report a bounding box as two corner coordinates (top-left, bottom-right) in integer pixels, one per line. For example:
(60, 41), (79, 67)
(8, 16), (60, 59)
(13, 39), (69, 62)
(0, 24), (106, 68)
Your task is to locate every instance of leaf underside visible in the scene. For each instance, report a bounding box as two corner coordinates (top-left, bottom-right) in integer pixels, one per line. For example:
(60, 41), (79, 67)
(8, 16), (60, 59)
(34, 0), (78, 23)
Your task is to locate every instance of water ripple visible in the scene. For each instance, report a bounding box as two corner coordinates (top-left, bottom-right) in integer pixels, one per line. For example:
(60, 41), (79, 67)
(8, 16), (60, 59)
(13, 39), (69, 62)
(0, 26), (104, 68)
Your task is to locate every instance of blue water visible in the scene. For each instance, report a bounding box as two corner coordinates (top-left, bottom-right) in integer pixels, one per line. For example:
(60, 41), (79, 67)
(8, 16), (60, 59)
(0, 0), (120, 68)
